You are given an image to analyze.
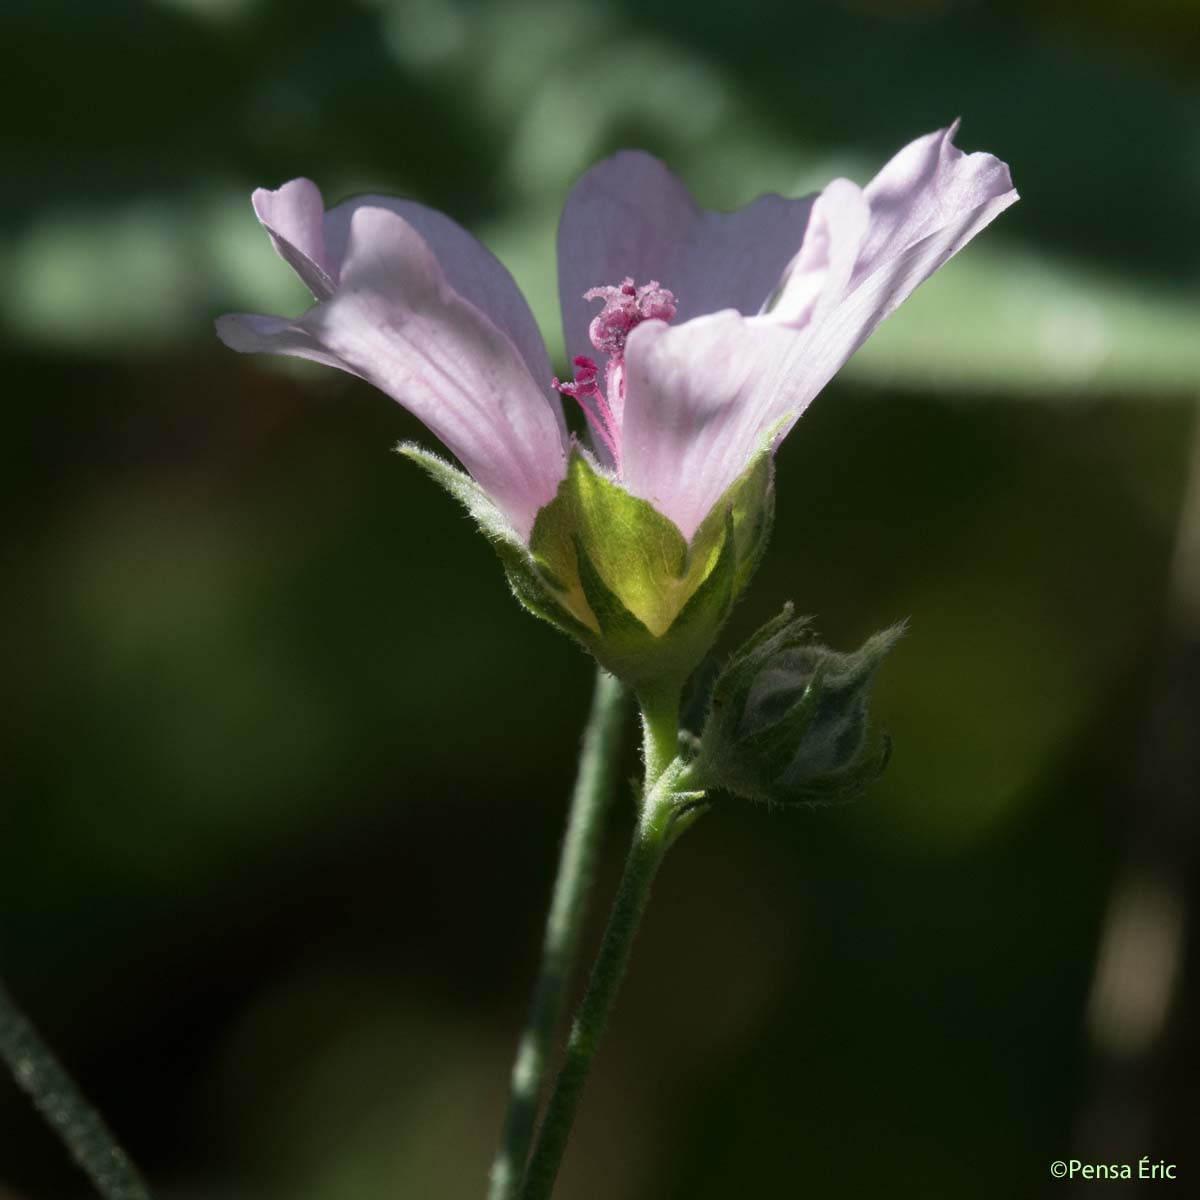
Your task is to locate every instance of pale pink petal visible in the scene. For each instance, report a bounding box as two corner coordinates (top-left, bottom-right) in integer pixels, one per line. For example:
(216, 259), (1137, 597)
(621, 311), (795, 540)
(324, 196), (556, 402)
(767, 178), (870, 327)
(853, 121), (1015, 287)
(218, 205), (567, 540)
(252, 179), (337, 300)
(557, 150), (816, 362)
(215, 311), (358, 374)
(621, 134), (1017, 539)
(767, 181), (1019, 438)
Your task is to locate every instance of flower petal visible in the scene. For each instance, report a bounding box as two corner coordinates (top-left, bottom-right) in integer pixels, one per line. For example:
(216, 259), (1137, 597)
(557, 150), (816, 361)
(252, 179), (337, 300)
(215, 311), (358, 373)
(620, 312), (793, 540)
(620, 133), (1017, 539)
(766, 178), (870, 328)
(218, 205), (567, 540)
(853, 121), (1016, 287)
(768, 181), (1019, 435)
(324, 196), (556, 397)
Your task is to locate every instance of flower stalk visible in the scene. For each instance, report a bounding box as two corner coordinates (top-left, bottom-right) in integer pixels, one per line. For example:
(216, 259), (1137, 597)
(520, 752), (700, 1200)
(487, 669), (629, 1200)
(639, 690), (682, 789)
(0, 980), (152, 1200)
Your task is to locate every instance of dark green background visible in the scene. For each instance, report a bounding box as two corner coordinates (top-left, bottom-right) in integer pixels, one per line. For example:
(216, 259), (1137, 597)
(3, 0), (1198, 1197)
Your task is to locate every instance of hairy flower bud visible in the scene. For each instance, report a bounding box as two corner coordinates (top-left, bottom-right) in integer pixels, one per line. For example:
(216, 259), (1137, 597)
(697, 605), (902, 805)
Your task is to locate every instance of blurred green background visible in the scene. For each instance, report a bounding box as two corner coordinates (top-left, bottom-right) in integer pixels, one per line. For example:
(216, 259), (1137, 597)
(2, 0), (1198, 1197)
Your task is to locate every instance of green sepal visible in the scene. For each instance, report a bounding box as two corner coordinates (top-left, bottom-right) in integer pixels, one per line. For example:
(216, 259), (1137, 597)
(531, 451), (687, 634)
(398, 443), (592, 640)
(573, 534), (653, 641)
(528, 449), (773, 696)
(400, 442), (774, 700)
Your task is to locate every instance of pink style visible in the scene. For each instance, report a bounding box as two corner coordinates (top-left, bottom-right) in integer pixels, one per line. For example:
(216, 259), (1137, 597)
(217, 125), (1017, 543)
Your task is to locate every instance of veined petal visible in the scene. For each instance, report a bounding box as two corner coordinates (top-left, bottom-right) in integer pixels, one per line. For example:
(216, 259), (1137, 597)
(557, 150), (816, 362)
(621, 311), (794, 540)
(766, 182), (1019, 438)
(218, 205), (567, 541)
(252, 178), (337, 300)
(215, 311), (358, 374)
(324, 196), (556, 400)
(766, 178), (870, 328)
(249, 179), (558, 423)
(854, 121), (1016, 287)
(621, 134), (1016, 538)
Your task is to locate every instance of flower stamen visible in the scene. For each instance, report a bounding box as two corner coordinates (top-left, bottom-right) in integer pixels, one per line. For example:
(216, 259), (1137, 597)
(554, 277), (677, 473)
(553, 355), (621, 466)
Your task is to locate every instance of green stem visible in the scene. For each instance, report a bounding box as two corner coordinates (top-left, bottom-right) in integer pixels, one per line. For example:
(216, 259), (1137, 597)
(520, 761), (689, 1200)
(639, 689), (681, 789)
(487, 669), (629, 1200)
(0, 980), (152, 1200)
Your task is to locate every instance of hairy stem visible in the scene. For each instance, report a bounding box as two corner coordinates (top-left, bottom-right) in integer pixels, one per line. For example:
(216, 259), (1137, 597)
(639, 689), (681, 790)
(520, 756), (691, 1200)
(487, 669), (629, 1200)
(0, 980), (152, 1200)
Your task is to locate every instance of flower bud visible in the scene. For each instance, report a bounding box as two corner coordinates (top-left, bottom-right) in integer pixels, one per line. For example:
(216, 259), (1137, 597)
(697, 605), (902, 805)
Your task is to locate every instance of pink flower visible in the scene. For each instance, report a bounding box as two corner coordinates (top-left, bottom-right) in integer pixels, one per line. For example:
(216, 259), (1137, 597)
(218, 124), (1016, 544)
